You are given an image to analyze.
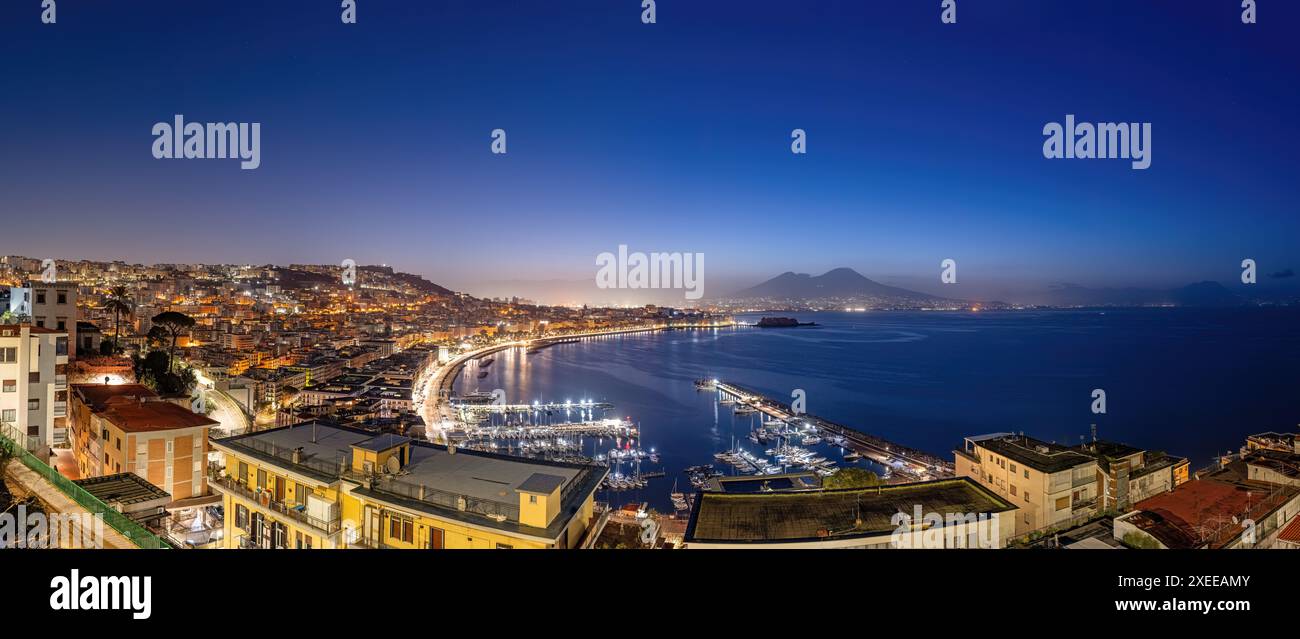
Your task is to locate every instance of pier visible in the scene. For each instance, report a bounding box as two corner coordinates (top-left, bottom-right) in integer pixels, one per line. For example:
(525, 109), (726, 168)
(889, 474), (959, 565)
(712, 381), (955, 481)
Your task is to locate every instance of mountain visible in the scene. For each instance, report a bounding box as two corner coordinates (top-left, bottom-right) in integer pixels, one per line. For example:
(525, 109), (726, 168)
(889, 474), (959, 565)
(732, 268), (942, 302)
(1036, 281), (1244, 307)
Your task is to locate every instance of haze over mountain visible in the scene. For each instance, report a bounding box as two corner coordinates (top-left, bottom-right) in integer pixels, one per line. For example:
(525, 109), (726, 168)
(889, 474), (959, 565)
(731, 268), (945, 302)
(1033, 281), (1245, 307)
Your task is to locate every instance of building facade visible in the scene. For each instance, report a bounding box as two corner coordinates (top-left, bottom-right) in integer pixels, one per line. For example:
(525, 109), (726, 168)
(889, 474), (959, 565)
(69, 383), (217, 503)
(210, 422), (607, 549)
(955, 433), (1099, 536)
(0, 324), (69, 456)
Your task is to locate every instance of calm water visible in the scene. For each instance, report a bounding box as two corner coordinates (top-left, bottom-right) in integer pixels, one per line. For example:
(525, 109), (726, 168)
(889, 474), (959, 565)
(454, 309), (1300, 511)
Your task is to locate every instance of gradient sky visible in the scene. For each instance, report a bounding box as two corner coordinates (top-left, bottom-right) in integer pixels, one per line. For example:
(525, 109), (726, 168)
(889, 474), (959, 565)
(2, 0), (1297, 302)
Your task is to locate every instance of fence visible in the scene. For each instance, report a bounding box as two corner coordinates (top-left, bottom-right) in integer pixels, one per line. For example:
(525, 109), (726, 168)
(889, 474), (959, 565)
(0, 433), (169, 549)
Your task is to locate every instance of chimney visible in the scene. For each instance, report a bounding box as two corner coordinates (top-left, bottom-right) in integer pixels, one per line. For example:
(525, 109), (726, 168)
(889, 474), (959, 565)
(291, 447), (303, 464)
(447, 443), (456, 455)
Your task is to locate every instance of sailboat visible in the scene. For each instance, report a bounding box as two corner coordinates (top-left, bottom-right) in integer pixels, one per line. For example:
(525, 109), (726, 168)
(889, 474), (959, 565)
(670, 478), (689, 512)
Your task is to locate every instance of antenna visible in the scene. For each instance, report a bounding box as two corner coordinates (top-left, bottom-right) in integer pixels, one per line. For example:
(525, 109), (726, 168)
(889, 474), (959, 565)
(1091, 423), (1097, 443)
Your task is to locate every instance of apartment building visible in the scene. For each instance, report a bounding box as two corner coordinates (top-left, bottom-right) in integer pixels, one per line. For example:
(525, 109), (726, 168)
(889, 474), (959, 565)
(0, 324), (70, 456)
(1071, 440), (1190, 511)
(26, 281), (79, 361)
(955, 433), (1098, 536)
(69, 383), (218, 503)
(209, 422), (607, 549)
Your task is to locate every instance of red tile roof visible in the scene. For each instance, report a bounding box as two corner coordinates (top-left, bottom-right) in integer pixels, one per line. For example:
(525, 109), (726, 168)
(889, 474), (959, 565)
(1278, 515), (1300, 545)
(100, 400), (218, 433)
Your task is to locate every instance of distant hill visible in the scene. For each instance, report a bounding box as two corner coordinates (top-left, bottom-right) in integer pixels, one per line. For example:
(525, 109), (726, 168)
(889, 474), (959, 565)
(732, 268), (942, 302)
(1037, 281), (1244, 307)
(273, 265), (454, 296)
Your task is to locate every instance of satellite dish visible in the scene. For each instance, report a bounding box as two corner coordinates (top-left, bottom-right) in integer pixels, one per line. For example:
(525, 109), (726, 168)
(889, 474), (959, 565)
(384, 456), (401, 474)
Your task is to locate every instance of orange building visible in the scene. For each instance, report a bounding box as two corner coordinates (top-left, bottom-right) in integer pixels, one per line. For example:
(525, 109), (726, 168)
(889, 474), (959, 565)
(70, 383), (218, 504)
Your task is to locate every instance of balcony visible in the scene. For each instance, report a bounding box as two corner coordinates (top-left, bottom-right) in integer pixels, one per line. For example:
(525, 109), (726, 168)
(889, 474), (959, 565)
(210, 473), (341, 536)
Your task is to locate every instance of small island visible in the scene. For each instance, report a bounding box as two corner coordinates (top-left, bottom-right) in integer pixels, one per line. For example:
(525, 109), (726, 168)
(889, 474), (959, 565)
(755, 316), (818, 328)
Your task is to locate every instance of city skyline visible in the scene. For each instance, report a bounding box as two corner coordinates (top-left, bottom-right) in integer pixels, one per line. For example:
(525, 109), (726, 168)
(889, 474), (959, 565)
(3, 1), (1298, 305)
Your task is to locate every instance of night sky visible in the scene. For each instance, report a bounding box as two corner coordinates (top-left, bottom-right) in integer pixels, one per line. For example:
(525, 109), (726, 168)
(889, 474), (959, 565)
(2, 1), (1297, 302)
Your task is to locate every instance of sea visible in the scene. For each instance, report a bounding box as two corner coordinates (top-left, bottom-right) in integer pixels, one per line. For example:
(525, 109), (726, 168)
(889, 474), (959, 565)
(453, 308), (1300, 512)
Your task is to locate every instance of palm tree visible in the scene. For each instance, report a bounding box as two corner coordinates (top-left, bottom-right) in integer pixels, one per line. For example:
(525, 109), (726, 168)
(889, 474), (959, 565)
(101, 286), (133, 354)
(150, 311), (195, 373)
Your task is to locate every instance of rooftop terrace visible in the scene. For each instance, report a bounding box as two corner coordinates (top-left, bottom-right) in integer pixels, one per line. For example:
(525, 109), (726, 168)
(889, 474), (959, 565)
(686, 477), (1015, 544)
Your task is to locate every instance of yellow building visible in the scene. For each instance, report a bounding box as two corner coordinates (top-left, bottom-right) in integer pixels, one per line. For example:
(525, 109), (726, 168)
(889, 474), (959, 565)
(954, 433), (1098, 536)
(209, 422), (607, 549)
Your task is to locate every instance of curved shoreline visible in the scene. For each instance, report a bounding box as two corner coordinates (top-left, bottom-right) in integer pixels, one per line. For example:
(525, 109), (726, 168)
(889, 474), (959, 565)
(420, 322), (735, 426)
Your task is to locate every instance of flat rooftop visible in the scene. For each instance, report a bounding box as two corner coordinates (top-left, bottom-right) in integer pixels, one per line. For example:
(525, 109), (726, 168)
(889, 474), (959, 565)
(1127, 477), (1299, 549)
(71, 383), (158, 412)
(214, 422), (604, 538)
(973, 434), (1095, 474)
(74, 473), (171, 513)
(686, 477), (1016, 544)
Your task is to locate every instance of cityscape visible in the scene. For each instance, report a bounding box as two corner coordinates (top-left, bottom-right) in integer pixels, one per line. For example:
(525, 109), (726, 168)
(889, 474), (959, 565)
(1, 255), (1297, 552)
(2, 0), (1297, 623)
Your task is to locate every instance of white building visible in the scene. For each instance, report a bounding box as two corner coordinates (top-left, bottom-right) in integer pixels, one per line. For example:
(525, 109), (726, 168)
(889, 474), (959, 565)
(0, 324), (70, 457)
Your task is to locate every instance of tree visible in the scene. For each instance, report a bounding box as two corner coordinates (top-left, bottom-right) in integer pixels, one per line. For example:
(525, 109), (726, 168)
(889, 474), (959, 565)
(101, 285), (134, 353)
(150, 311), (194, 373)
(822, 467), (881, 489)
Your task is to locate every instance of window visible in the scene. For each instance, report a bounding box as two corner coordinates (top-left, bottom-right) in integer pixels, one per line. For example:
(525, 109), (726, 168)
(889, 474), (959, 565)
(35, 292), (45, 304)
(1010, 463), (1017, 474)
(272, 522), (288, 549)
(1, 409), (15, 422)
(496, 543), (513, 549)
(256, 469), (267, 490)
(57, 292), (67, 305)
(55, 337), (67, 356)
(0, 347), (16, 362)
(1024, 491), (1031, 502)
(1010, 485), (1018, 496)
(1024, 469), (1029, 479)
(238, 461), (249, 484)
(529, 495), (537, 504)
(428, 527), (445, 550)
(28, 399), (39, 411)
(1056, 496), (1071, 510)
(29, 372), (39, 384)
(2, 380), (14, 393)
(387, 513), (413, 543)
(235, 504), (249, 529)
(56, 320), (66, 332)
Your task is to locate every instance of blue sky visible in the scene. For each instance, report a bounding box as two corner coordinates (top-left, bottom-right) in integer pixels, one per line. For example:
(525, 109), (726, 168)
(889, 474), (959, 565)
(1, 0), (1297, 302)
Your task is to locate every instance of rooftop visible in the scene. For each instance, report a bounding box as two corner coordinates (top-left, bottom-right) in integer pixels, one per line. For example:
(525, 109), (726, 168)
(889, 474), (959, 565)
(74, 473), (171, 514)
(99, 399), (219, 433)
(1125, 477), (1298, 549)
(685, 477), (1016, 544)
(971, 434), (1096, 473)
(213, 422), (606, 540)
(71, 383), (157, 412)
